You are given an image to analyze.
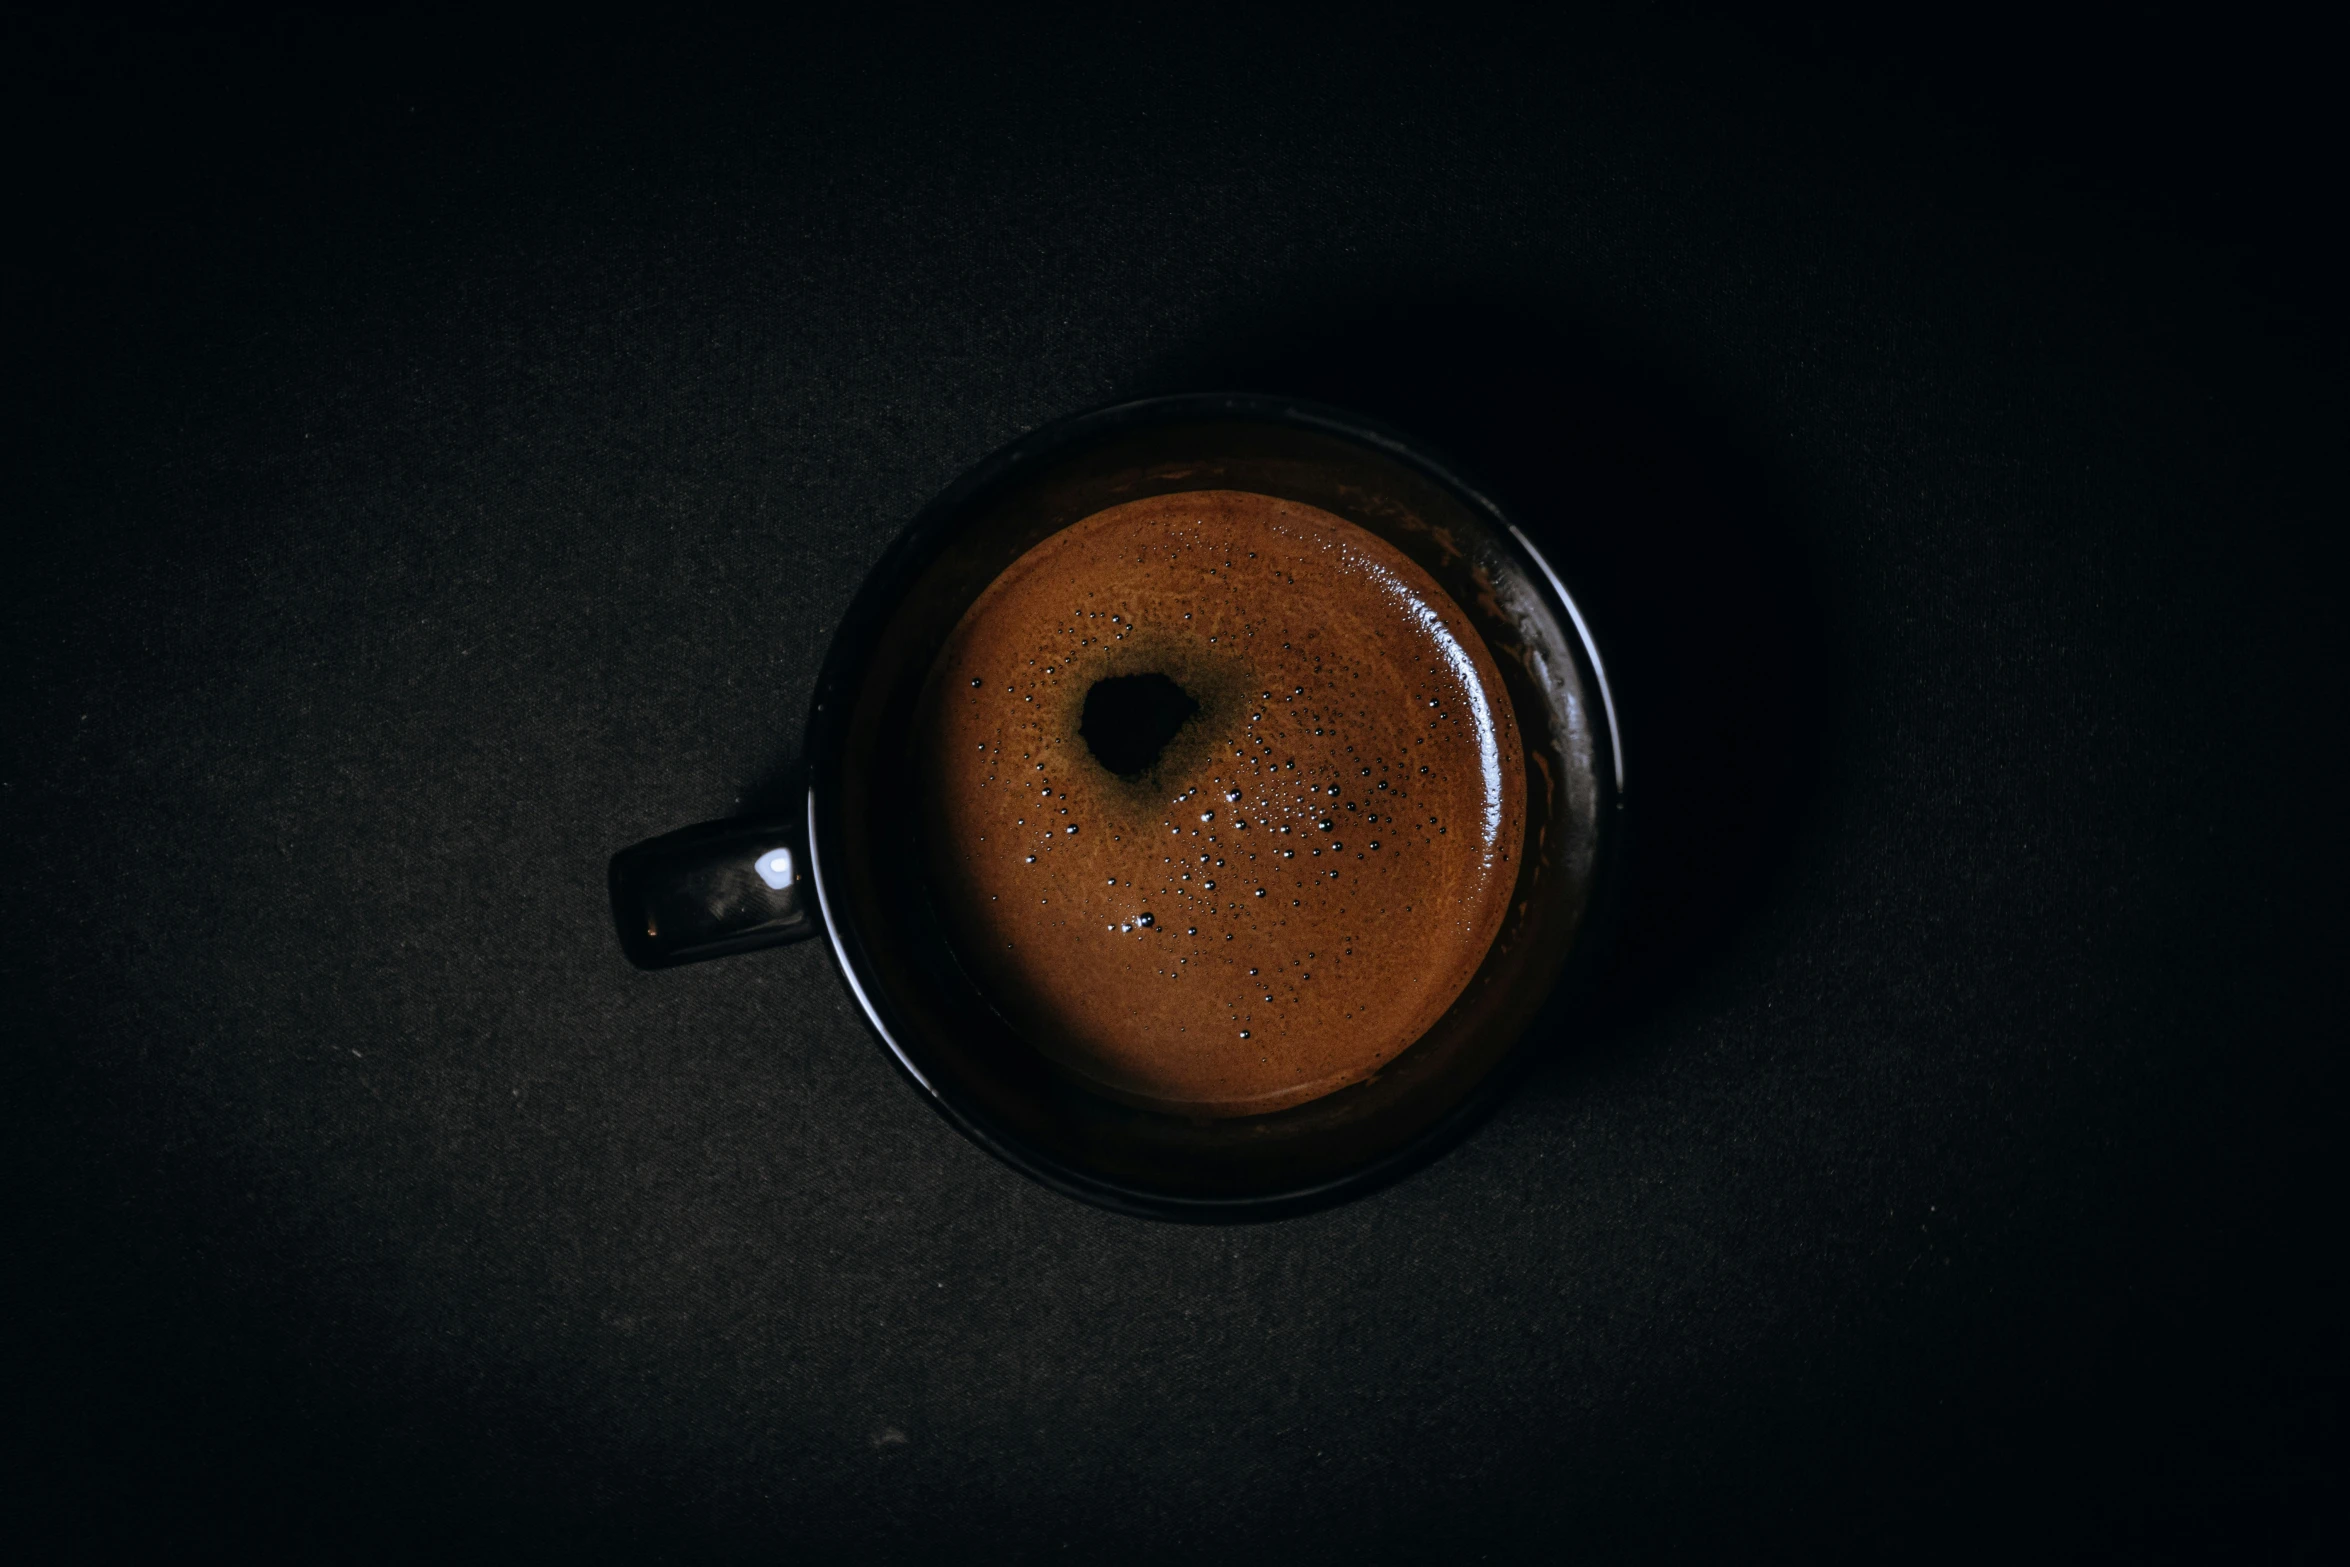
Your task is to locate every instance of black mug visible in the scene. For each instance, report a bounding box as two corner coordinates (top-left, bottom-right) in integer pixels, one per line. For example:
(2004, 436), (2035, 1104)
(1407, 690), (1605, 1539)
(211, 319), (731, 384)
(609, 395), (1622, 1219)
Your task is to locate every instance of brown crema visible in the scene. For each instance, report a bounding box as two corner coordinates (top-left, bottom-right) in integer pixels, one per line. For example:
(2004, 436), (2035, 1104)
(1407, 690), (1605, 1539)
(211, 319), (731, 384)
(915, 490), (1525, 1116)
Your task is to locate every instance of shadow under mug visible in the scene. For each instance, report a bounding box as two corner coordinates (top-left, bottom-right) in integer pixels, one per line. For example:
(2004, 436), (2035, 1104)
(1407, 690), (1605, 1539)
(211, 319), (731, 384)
(609, 394), (1623, 1220)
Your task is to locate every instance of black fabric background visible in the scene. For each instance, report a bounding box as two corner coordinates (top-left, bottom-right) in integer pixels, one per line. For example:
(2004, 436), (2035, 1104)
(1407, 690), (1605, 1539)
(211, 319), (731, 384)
(4, 7), (2340, 1561)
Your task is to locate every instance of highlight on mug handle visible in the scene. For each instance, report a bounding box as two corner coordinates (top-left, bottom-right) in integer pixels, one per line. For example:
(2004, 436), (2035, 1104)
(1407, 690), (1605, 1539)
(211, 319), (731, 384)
(609, 816), (817, 969)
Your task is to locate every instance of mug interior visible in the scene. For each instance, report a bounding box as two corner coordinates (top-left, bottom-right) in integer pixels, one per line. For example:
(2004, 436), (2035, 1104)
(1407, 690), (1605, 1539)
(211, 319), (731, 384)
(807, 402), (1616, 1213)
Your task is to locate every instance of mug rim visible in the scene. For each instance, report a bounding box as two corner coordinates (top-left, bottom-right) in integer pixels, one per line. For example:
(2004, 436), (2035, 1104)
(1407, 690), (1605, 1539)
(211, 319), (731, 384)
(802, 392), (1624, 1220)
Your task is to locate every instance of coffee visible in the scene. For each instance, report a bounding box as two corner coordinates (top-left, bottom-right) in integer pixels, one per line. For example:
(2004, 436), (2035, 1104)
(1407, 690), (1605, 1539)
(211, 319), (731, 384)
(916, 489), (1525, 1116)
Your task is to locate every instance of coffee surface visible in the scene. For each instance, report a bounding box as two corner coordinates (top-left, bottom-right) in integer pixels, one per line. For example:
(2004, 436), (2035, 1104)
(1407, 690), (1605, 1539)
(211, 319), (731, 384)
(916, 490), (1525, 1115)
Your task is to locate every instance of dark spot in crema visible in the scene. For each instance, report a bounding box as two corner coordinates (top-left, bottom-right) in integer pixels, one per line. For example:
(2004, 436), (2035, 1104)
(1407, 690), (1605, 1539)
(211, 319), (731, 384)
(1079, 672), (1199, 776)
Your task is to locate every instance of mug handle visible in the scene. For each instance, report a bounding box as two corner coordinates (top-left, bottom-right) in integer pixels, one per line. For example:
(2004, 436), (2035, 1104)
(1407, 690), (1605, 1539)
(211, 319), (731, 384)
(609, 815), (818, 969)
